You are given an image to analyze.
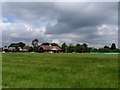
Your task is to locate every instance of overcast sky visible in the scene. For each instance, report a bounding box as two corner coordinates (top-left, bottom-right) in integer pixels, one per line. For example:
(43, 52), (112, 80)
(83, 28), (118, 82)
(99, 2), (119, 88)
(1, 2), (118, 48)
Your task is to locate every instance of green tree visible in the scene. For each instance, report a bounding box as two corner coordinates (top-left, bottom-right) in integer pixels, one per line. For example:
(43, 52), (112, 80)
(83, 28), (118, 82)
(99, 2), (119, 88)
(32, 39), (39, 52)
(74, 44), (83, 53)
(104, 45), (110, 49)
(68, 44), (74, 53)
(24, 46), (34, 52)
(9, 43), (18, 48)
(82, 43), (88, 52)
(61, 43), (68, 53)
(9, 42), (25, 48)
(28, 46), (34, 52)
(51, 43), (59, 46)
(111, 43), (116, 50)
(23, 46), (30, 51)
(18, 42), (26, 48)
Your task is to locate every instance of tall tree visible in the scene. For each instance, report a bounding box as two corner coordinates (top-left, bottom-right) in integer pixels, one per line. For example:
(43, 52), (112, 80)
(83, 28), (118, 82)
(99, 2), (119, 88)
(111, 43), (116, 50)
(61, 43), (68, 53)
(82, 43), (88, 52)
(32, 39), (39, 52)
(82, 43), (88, 48)
(74, 44), (83, 53)
(68, 44), (74, 53)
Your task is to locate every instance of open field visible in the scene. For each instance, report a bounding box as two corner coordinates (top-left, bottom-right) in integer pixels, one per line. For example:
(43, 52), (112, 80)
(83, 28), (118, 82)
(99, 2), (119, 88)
(2, 53), (118, 88)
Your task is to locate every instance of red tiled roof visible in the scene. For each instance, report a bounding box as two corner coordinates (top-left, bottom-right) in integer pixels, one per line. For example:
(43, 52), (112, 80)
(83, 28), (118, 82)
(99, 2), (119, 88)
(40, 45), (62, 51)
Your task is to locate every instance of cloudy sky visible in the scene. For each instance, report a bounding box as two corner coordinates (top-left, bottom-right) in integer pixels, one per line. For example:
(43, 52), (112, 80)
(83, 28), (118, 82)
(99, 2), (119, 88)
(1, 2), (118, 48)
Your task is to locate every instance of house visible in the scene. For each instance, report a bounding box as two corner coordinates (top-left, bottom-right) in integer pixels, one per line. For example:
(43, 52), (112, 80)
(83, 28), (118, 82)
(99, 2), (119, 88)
(6, 46), (28, 52)
(38, 43), (62, 53)
(18, 47), (28, 52)
(22, 49), (28, 52)
(8, 47), (16, 52)
(18, 47), (23, 52)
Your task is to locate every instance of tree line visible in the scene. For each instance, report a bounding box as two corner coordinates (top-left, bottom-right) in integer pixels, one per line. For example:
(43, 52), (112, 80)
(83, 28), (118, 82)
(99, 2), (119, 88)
(61, 42), (120, 53)
(2, 39), (120, 53)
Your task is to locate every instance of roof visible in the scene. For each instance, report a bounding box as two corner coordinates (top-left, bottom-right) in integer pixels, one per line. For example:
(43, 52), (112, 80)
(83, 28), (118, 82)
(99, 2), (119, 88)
(40, 45), (62, 51)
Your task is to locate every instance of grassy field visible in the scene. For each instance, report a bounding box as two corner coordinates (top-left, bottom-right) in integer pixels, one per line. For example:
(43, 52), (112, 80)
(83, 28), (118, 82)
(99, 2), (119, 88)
(2, 53), (118, 88)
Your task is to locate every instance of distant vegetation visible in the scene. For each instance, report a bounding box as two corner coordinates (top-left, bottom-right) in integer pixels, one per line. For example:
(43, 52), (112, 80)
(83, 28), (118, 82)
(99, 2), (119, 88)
(1, 39), (120, 53)
(61, 42), (120, 53)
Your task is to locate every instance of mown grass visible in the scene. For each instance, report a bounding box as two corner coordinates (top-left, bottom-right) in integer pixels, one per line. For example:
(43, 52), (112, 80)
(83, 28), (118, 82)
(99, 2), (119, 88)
(2, 53), (118, 88)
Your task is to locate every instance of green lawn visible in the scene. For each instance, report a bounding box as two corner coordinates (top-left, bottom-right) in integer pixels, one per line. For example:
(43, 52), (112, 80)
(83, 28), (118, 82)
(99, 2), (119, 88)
(2, 53), (118, 88)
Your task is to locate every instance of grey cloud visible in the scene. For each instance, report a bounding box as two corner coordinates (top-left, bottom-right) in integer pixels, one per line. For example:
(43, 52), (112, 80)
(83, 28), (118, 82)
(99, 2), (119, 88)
(2, 2), (118, 48)
(46, 2), (117, 34)
(3, 2), (58, 23)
